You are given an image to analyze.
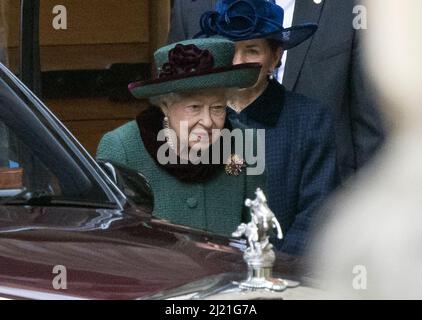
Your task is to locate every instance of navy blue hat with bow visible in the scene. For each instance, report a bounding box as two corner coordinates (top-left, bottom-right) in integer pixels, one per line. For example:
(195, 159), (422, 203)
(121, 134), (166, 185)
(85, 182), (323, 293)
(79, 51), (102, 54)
(194, 0), (317, 49)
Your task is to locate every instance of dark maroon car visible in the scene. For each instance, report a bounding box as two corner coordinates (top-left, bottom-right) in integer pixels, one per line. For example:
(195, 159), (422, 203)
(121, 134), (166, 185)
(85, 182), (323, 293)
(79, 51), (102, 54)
(0, 62), (316, 300)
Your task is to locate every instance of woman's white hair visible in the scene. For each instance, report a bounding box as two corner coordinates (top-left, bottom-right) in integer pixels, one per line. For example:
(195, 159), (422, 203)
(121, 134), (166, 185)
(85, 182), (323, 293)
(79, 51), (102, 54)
(148, 88), (239, 109)
(149, 92), (182, 108)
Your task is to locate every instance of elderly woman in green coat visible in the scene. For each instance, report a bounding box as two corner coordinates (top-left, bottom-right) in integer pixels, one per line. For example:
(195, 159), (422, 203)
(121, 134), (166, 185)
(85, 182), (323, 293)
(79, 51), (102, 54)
(96, 38), (266, 236)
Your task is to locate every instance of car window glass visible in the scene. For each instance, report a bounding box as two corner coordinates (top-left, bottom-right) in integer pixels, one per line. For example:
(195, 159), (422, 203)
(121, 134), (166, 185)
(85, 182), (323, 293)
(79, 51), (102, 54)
(0, 119), (61, 197)
(0, 68), (120, 207)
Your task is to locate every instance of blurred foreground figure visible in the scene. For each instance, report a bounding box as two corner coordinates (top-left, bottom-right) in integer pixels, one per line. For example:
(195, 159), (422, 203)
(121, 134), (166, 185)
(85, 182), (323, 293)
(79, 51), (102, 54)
(311, 0), (422, 299)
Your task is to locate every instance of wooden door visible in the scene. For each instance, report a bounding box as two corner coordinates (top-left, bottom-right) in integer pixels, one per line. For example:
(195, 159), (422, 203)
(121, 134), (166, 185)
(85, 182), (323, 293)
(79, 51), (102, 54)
(3, 0), (171, 155)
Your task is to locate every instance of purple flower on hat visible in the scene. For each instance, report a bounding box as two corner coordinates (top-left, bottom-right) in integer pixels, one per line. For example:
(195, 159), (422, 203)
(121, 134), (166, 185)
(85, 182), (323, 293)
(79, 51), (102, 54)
(159, 44), (215, 78)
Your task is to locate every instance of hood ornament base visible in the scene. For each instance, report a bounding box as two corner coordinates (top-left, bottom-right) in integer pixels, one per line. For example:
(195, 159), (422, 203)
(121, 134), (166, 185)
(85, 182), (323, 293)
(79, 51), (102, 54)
(232, 188), (286, 292)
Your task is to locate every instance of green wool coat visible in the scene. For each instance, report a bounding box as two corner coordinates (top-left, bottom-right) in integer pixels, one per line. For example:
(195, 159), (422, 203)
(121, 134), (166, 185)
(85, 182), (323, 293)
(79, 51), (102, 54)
(96, 121), (266, 236)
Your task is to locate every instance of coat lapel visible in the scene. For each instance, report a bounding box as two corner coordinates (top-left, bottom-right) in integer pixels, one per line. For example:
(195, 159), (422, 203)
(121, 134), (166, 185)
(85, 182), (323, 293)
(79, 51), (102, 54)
(283, 0), (325, 91)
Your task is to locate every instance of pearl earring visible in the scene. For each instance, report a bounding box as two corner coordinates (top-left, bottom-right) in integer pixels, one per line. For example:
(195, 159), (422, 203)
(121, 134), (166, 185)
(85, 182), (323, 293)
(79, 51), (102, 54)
(268, 70), (276, 80)
(163, 116), (175, 150)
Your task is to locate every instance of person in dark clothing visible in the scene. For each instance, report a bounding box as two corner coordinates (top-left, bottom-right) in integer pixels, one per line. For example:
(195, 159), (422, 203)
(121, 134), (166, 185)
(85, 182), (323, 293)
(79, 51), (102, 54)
(195, 0), (339, 255)
(168, 0), (385, 182)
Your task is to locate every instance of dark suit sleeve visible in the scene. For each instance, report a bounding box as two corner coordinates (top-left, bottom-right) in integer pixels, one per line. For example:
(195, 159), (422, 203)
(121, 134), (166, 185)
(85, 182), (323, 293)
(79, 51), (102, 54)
(350, 28), (386, 168)
(167, 0), (187, 43)
(281, 104), (339, 255)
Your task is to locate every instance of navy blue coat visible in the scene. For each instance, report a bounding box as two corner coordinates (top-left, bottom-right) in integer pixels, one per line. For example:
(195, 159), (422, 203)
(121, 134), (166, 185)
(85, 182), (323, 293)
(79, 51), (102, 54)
(227, 80), (339, 255)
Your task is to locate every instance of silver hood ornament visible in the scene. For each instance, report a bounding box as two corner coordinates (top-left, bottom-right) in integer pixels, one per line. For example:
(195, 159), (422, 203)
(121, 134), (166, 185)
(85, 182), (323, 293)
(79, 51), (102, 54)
(232, 188), (287, 292)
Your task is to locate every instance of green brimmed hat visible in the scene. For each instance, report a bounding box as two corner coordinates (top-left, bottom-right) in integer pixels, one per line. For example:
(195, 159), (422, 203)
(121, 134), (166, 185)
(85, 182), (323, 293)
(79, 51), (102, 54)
(128, 38), (261, 99)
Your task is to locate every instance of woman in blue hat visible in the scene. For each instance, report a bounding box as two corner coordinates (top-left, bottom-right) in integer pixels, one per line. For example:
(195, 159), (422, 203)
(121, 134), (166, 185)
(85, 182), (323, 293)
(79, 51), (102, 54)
(96, 37), (265, 237)
(196, 0), (339, 255)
